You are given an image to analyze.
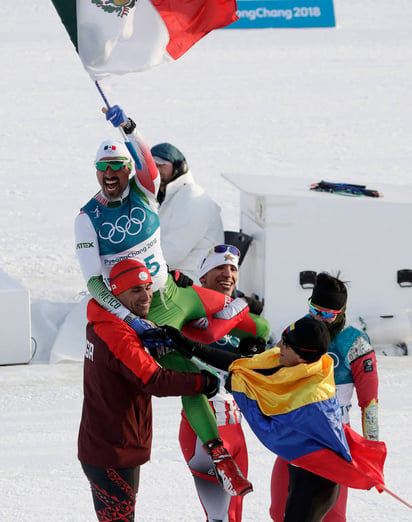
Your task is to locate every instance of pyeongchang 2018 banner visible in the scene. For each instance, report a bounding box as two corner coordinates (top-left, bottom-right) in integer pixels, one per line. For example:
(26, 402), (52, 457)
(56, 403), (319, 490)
(229, 0), (335, 28)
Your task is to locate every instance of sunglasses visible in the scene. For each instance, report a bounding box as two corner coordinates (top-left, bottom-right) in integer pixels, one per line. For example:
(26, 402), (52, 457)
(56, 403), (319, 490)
(308, 299), (341, 320)
(96, 160), (131, 172)
(200, 244), (240, 267)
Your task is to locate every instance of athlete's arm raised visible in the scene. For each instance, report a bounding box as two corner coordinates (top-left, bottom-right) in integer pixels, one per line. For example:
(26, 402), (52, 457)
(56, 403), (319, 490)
(105, 104), (160, 198)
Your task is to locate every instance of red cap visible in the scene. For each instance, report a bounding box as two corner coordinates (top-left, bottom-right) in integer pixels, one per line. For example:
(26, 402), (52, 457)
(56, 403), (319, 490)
(109, 260), (152, 296)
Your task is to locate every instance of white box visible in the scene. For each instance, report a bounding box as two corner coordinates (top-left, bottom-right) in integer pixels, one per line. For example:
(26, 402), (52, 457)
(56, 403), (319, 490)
(223, 174), (412, 340)
(0, 270), (32, 365)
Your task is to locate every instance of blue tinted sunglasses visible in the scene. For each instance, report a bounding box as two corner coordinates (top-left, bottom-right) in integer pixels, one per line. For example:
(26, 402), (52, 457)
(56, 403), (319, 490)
(308, 299), (340, 320)
(201, 244), (240, 267)
(212, 244), (240, 256)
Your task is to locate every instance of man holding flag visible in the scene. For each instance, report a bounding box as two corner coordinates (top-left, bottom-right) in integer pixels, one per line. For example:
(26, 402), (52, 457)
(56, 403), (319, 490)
(74, 104), (274, 498)
(162, 317), (387, 522)
(52, 0), (264, 503)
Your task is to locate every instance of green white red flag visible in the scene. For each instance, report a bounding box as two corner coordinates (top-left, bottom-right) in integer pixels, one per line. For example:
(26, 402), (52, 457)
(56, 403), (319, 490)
(51, 0), (238, 80)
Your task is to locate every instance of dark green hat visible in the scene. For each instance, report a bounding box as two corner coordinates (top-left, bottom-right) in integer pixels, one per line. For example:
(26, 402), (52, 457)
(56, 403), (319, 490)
(151, 143), (186, 165)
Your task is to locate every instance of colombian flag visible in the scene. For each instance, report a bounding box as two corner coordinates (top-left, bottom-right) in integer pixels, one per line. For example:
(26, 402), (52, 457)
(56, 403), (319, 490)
(50, 0), (238, 80)
(229, 348), (386, 490)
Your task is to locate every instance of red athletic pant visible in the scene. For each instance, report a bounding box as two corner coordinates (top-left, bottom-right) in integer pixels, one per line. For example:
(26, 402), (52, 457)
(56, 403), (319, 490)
(179, 411), (248, 522)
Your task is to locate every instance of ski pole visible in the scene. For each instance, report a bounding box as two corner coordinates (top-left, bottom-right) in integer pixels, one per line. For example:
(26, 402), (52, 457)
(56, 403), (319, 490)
(95, 81), (142, 170)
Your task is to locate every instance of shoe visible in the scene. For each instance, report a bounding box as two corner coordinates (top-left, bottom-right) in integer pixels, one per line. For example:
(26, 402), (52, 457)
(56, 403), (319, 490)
(205, 439), (253, 497)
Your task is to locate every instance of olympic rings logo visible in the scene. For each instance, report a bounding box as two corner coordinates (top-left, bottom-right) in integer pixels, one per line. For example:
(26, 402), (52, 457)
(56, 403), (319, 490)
(99, 207), (147, 244)
(328, 352), (339, 369)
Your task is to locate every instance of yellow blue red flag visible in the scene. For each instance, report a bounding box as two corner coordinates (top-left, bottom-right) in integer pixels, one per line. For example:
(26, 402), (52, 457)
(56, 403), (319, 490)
(229, 348), (386, 490)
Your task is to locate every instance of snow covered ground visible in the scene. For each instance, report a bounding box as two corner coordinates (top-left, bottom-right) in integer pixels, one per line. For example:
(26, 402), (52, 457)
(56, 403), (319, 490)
(1, 357), (412, 521)
(1, 0), (412, 520)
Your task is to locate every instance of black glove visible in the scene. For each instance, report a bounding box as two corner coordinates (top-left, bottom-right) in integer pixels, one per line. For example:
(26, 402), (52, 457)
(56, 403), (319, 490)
(200, 370), (219, 399)
(161, 324), (196, 359)
(244, 295), (264, 316)
(169, 269), (193, 288)
(123, 117), (136, 135)
(161, 325), (239, 371)
(238, 336), (267, 357)
(224, 371), (233, 393)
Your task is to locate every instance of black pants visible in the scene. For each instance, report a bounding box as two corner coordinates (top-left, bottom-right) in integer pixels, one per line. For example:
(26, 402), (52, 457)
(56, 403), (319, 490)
(284, 464), (341, 522)
(81, 462), (140, 521)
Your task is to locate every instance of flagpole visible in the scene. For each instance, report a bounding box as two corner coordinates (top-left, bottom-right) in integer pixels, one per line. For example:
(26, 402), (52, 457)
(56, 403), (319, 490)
(95, 81), (142, 170)
(378, 484), (412, 510)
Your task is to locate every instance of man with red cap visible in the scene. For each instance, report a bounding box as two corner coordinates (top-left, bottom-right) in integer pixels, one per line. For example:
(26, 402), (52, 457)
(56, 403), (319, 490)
(78, 259), (220, 522)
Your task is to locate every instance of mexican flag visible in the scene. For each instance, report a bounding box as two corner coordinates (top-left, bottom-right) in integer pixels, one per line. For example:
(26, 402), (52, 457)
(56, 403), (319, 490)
(51, 0), (238, 80)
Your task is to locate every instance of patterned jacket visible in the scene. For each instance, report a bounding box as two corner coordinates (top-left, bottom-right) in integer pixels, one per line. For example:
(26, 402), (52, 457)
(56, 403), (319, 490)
(328, 326), (379, 440)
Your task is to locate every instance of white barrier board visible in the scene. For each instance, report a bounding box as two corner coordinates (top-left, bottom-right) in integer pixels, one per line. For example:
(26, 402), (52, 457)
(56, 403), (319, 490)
(223, 174), (412, 342)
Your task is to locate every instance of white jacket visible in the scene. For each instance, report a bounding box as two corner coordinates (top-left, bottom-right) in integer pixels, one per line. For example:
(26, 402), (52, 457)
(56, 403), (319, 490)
(158, 170), (224, 283)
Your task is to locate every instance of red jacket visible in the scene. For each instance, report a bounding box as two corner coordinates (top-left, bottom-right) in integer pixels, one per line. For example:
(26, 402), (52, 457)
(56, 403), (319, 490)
(78, 299), (205, 468)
